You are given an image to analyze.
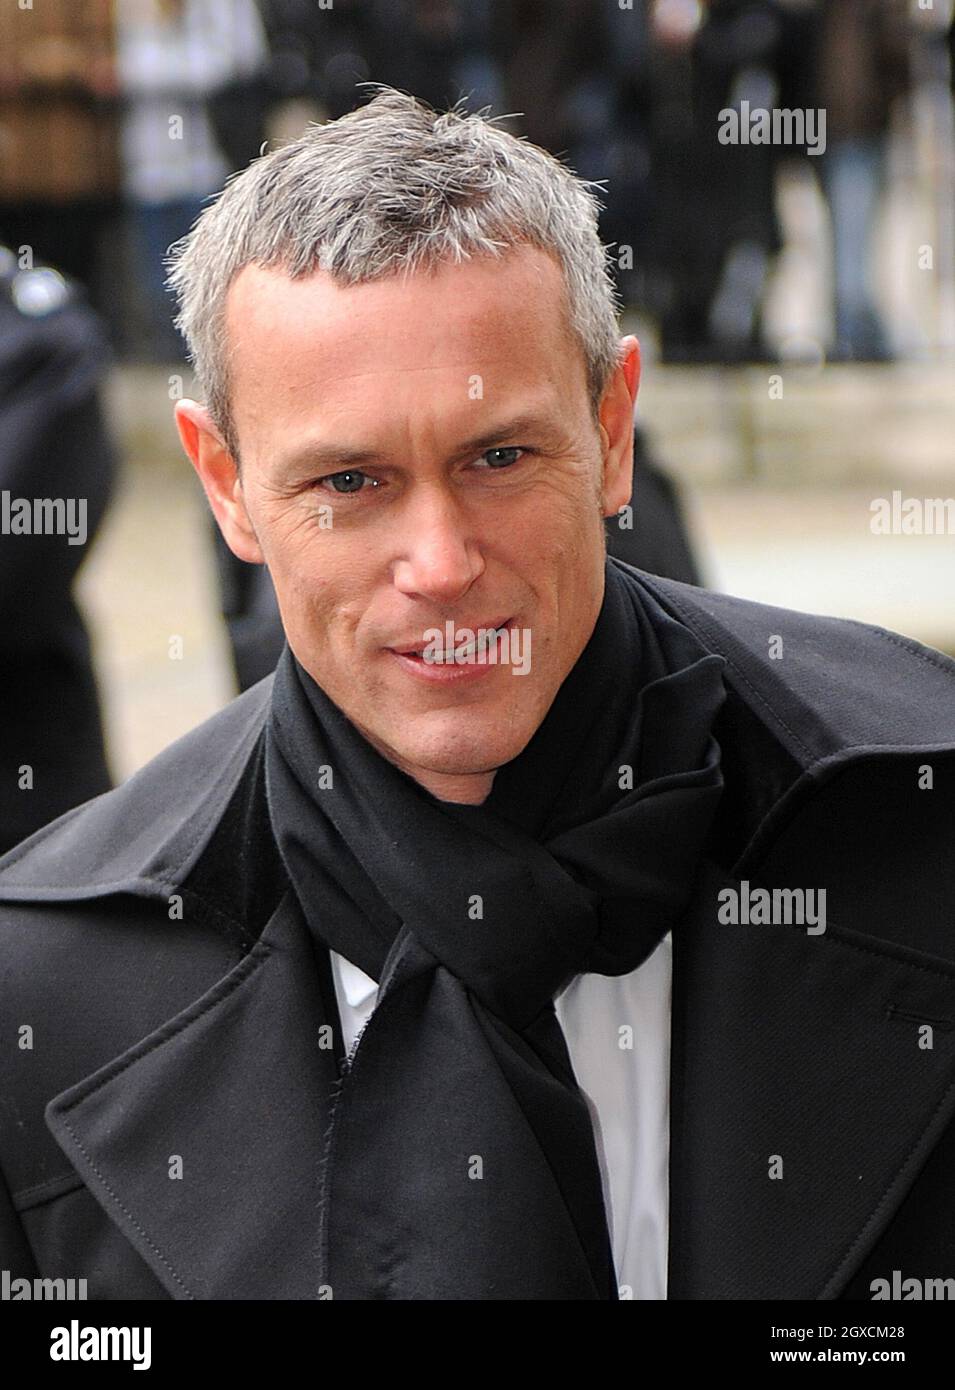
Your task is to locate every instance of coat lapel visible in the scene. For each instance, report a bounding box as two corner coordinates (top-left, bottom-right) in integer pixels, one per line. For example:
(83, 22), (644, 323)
(44, 889), (341, 1300)
(668, 857), (955, 1299)
(42, 818), (955, 1302)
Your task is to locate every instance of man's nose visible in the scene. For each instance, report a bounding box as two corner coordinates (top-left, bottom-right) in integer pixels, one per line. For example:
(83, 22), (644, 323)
(391, 483), (484, 604)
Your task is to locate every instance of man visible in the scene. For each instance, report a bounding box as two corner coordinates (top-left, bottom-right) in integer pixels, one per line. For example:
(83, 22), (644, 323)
(2, 88), (955, 1302)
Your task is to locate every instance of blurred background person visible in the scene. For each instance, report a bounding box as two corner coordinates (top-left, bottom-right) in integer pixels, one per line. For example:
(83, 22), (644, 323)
(365, 0), (502, 115)
(810, 0), (911, 361)
(494, 0), (654, 310)
(645, 0), (788, 363)
(0, 0), (120, 317)
(259, 0), (373, 122)
(0, 250), (116, 853)
(115, 0), (269, 361)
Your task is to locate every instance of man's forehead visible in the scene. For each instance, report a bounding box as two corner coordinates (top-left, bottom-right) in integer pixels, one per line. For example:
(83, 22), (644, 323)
(224, 246), (588, 443)
(225, 246), (573, 367)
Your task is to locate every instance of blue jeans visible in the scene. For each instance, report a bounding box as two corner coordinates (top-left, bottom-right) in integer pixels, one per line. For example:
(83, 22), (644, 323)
(819, 137), (892, 360)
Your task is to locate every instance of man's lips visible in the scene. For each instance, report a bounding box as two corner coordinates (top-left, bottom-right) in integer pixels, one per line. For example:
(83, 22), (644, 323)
(386, 617), (513, 659)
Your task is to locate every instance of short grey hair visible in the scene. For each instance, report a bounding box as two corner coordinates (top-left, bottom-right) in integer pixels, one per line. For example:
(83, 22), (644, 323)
(167, 85), (623, 459)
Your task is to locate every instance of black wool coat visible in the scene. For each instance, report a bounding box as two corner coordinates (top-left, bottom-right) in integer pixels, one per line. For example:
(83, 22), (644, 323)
(2, 564), (955, 1300)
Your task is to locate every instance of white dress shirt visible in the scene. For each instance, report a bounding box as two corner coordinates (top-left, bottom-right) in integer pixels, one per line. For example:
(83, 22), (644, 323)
(328, 934), (672, 1299)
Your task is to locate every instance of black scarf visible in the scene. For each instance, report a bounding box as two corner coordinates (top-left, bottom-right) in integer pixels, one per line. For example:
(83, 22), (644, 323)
(264, 557), (727, 1300)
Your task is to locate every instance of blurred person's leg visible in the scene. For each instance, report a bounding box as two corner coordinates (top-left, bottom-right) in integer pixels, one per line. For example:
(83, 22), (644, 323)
(819, 135), (892, 361)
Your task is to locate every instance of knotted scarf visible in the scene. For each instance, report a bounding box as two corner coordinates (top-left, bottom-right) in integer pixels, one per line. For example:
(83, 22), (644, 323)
(264, 556), (727, 1299)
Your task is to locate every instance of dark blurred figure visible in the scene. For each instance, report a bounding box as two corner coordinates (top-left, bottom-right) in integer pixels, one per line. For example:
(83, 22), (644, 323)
(213, 425), (702, 694)
(495, 0), (655, 308)
(210, 516), (285, 693)
(0, 251), (115, 854)
(0, 0), (120, 317)
(809, 0), (911, 361)
(495, 0), (598, 154)
(261, 1), (501, 119)
(605, 425), (703, 585)
(584, 1), (657, 310)
(649, 0), (787, 363)
(365, 0), (502, 114)
(261, 0), (374, 117)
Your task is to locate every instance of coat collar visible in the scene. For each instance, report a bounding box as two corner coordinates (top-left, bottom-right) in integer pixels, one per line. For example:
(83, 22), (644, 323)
(629, 563), (955, 765)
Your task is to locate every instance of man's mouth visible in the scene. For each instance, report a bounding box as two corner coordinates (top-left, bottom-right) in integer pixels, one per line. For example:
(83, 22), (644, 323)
(388, 618), (512, 664)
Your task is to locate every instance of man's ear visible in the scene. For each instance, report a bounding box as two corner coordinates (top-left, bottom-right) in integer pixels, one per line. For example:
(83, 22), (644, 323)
(174, 400), (264, 564)
(597, 334), (641, 518)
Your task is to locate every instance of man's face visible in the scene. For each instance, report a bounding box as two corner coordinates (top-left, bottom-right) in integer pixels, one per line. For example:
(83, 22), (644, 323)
(179, 246), (638, 802)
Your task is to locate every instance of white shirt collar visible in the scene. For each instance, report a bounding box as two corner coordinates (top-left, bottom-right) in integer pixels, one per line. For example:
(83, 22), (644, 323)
(333, 951), (379, 1009)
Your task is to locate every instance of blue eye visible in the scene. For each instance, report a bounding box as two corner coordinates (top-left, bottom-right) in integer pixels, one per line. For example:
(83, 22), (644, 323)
(479, 447), (523, 468)
(324, 471), (375, 494)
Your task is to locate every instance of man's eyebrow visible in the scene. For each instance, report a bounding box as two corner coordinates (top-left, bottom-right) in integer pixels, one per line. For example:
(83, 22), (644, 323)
(274, 414), (563, 477)
(450, 414), (564, 459)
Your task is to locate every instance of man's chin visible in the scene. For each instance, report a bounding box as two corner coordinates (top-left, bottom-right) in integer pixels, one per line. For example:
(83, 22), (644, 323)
(364, 709), (536, 784)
